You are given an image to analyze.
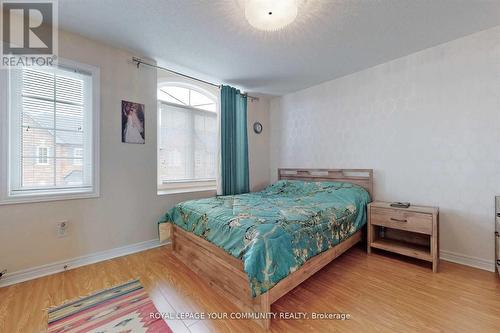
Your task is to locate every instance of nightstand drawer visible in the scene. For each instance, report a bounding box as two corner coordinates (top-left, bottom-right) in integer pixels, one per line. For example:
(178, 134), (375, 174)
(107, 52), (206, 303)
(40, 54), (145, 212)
(370, 208), (433, 235)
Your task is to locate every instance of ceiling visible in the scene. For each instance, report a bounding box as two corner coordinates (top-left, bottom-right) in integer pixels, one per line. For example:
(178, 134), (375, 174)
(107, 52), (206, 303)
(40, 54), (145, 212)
(59, 0), (500, 95)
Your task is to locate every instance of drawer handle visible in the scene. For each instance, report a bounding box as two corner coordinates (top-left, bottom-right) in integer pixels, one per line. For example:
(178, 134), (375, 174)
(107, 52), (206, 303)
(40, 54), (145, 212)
(390, 218), (408, 223)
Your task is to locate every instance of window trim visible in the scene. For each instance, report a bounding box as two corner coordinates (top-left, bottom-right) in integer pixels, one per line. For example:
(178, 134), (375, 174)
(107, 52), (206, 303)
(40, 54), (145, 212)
(0, 58), (100, 205)
(158, 179), (217, 195)
(157, 82), (218, 195)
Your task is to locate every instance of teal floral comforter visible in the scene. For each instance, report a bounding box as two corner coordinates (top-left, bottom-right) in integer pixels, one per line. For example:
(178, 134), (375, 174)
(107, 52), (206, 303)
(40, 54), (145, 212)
(159, 180), (371, 296)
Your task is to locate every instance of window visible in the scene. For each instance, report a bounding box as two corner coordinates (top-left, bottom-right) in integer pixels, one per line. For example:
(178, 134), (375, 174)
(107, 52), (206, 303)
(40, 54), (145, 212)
(0, 60), (100, 204)
(37, 146), (49, 165)
(157, 83), (218, 193)
(73, 148), (83, 166)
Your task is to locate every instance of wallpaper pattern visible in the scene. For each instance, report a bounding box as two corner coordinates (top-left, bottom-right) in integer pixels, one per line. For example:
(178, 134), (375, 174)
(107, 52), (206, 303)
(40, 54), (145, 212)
(270, 26), (500, 267)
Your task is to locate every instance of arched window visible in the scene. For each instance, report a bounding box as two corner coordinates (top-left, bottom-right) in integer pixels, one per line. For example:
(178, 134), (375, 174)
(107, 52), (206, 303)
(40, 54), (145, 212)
(157, 83), (218, 193)
(158, 84), (217, 112)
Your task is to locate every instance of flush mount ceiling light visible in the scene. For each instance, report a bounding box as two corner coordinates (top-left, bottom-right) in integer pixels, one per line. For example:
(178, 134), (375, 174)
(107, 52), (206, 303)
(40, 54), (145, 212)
(245, 0), (298, 31)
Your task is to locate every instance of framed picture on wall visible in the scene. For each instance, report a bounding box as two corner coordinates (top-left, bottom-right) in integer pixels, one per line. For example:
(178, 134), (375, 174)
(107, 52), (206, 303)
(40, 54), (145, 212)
(121, 100), (145, 144)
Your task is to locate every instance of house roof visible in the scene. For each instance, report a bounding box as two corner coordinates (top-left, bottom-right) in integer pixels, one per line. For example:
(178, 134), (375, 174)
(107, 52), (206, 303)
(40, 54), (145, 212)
(24, 110), (83, 146)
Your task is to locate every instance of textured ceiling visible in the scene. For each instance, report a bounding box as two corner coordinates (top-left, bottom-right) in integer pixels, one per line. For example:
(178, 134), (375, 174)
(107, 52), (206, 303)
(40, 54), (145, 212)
(58, 0), (500, 95)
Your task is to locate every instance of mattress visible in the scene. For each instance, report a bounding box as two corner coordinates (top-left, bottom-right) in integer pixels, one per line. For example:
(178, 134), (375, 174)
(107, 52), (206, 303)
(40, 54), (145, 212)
(159, 180), (371, 296)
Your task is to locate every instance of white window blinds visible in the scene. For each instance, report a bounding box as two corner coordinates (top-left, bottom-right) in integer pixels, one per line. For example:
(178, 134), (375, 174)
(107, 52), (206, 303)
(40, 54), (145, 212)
(158, 102), (217, 185)
(8, 66), (94, 194)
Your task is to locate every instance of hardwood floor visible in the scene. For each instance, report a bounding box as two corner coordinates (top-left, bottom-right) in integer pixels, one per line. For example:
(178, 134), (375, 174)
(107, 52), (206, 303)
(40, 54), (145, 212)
(0, 244), (499, 333)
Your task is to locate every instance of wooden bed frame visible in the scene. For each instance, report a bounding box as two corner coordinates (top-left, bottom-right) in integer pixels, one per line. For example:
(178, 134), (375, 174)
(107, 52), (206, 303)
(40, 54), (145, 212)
(171, 168), (373, 330)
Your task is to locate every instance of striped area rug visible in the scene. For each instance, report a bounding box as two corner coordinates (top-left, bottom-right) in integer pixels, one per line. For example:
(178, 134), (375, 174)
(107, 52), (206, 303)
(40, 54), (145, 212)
(48, 279), (172, 333)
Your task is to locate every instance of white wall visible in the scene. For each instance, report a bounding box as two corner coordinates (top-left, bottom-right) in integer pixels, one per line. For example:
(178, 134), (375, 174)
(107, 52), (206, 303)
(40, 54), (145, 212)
(0, 29), (270, 275)
(270, 26), (500, 269)
(248, 96), (271, 191)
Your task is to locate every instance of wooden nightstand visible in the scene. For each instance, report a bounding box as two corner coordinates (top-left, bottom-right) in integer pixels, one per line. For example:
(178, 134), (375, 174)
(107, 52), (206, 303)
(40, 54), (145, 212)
(367, 201), (439, 272)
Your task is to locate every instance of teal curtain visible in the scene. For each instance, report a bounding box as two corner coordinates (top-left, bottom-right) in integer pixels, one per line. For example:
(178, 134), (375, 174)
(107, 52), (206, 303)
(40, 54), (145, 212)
(220, 85), (249, 195)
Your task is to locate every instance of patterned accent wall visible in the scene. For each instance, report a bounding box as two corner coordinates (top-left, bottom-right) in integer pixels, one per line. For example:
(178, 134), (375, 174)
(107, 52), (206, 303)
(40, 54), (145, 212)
(270, 26), (500, 269)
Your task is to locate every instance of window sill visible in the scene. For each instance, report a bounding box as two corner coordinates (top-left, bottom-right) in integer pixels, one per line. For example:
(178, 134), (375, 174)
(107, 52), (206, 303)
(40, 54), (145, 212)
(157, 187), (216, 196)
(0, 190), (99, 205)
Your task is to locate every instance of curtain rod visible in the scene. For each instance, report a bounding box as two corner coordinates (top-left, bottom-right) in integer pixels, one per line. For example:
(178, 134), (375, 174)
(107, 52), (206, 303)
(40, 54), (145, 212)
(132, 57), (259, 101)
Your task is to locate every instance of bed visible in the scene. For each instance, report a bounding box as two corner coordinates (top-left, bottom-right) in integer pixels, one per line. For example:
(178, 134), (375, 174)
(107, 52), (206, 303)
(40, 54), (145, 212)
(158, 168), (373, 329)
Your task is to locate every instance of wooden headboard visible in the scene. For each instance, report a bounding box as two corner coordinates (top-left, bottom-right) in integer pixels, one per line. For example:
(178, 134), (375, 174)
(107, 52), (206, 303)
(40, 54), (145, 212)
(278, 168), (374, 198)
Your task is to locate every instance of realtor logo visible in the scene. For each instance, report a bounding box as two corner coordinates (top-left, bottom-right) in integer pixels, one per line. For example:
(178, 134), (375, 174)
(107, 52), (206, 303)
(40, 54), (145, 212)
(1, 0), (57, 67)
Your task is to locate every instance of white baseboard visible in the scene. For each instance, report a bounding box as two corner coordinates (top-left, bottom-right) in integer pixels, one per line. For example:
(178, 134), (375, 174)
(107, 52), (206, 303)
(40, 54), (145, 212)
(440, 250), (496, 272)
(1, 241), (495, 288)
(0, 239), (164, 288)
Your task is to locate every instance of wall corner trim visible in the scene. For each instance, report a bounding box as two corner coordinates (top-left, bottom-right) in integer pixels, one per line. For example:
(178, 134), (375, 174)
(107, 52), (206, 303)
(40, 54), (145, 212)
(0, 239), (166, 288)
(440, 250), (496, 272)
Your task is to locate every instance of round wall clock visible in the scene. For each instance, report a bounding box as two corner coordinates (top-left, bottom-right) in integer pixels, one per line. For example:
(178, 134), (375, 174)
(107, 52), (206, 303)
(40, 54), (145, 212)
(253, 122), (263, 134)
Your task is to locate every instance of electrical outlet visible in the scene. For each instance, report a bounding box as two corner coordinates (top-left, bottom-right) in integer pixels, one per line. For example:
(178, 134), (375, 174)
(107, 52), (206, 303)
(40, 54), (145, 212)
(56, 220), (69, 238)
